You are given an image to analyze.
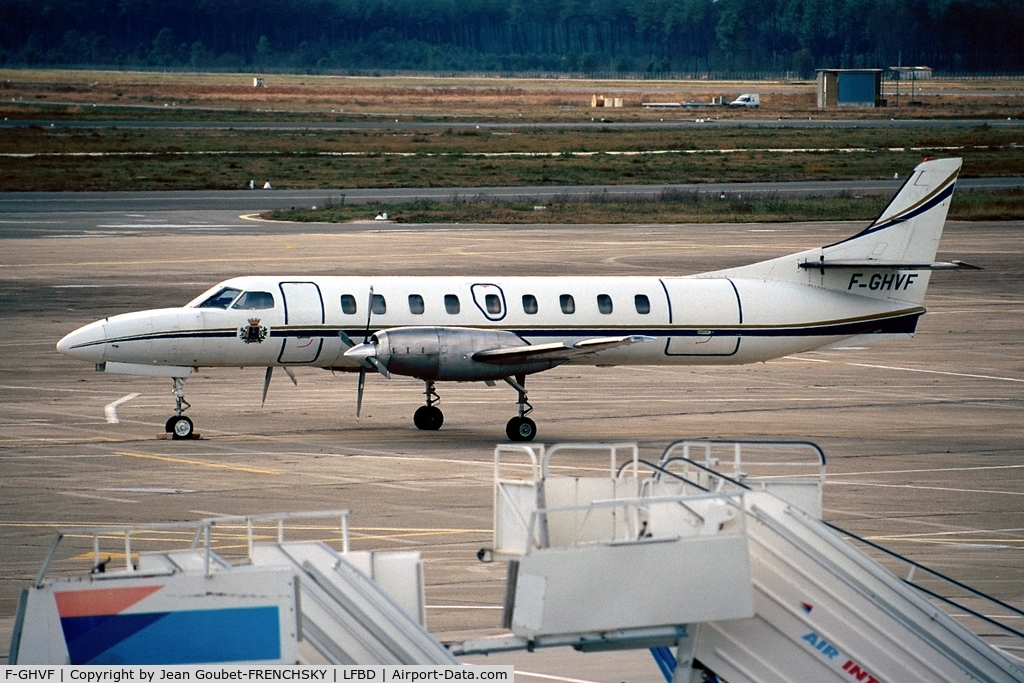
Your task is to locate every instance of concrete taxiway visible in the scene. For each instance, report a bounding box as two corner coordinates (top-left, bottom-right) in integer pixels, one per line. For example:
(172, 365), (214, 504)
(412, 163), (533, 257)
(3, 177), (1024, 236)
(1, 195), (1022, 679)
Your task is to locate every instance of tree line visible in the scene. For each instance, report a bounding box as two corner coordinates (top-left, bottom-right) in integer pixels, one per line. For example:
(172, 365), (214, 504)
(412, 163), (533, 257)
(2, 0), (1022, 75)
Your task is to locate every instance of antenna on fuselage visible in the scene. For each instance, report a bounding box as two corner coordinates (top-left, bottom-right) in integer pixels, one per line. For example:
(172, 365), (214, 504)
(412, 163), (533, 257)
(261, 366), (297, 407)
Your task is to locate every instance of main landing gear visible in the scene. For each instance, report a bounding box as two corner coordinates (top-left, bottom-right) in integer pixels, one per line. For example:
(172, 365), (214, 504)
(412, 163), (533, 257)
(410, 375), (537, 442)
(164, 376), (195, 440)
(413, 380), (444, 431)
(504, 374), (536, 442)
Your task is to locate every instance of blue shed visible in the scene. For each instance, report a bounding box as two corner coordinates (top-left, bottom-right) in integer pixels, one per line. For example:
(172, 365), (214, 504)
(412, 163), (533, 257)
(816, 69), (884, 108)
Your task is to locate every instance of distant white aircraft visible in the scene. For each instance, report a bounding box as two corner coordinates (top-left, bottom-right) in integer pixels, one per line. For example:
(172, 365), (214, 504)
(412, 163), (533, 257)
(58, 158), (974, 442)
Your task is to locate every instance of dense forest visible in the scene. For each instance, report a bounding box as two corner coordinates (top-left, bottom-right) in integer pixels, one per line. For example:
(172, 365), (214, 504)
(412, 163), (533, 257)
(2, 0), (1022, 75)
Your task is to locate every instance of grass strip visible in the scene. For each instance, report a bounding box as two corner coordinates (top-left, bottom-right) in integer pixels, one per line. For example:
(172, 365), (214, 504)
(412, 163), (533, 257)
(3, 123), (1022, 192)
(268, 189), (1024, 225)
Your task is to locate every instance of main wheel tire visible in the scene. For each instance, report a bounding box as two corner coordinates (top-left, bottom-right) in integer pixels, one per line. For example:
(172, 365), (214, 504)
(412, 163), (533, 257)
(165, 416), (178, 433)
(413, 406), (429, 429)
(170, 415), (194, 440)
(425, 406), (444, 430)
(506, 416), (537, 442)
(414, 405), (444, 431)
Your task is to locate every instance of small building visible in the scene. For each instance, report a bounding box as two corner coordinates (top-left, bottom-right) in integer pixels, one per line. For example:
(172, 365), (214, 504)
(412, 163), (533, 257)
(889, 66), (932, 105)
(816, 69), (884, 108)
(890, 66), (932, 81)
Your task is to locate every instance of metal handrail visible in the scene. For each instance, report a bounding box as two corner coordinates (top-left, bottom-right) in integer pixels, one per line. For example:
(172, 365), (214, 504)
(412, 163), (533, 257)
(825, 521), (1024, 642)
(543, 442), (639, 479)
(521, 490), (747, 554)
(659, 440), (826, 486)
(636, 444), (1023, 651)
(494, 443), (541, 482)
(618, 457), (747, 492)
(660, 439), (826, 466)
(35, 509), (350, 585)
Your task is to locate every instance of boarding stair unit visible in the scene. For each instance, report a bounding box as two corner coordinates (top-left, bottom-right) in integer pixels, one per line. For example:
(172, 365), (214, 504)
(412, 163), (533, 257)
(10, 510), (456, 665)
(453, 441), (1024, 683)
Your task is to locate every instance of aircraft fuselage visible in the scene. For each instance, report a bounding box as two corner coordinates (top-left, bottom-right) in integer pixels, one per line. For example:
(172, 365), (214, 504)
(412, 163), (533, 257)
(60, 274), (923, 374)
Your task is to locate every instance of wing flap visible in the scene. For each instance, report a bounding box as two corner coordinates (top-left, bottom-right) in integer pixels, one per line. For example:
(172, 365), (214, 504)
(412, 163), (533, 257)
(473, 335), (655, 364)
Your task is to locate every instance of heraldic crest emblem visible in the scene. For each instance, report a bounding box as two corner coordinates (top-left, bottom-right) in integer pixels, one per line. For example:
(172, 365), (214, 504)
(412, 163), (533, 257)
(240, 318), (269, 344)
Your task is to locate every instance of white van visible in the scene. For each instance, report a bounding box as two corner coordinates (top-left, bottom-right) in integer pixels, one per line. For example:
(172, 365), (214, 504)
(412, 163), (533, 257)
(729, 93), (760, 108)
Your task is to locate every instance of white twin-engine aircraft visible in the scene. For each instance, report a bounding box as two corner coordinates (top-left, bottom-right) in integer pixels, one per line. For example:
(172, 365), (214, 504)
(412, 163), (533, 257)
(58, 158), (973, 441)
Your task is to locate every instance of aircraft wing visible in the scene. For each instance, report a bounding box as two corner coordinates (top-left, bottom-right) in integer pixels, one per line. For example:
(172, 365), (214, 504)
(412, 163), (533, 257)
(473, 335), (655, 364)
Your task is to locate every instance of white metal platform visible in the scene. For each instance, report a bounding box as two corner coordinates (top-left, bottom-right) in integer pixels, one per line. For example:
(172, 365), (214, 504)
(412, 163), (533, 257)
(455, 441), (1024, 683)
(9, 511), (454, 665)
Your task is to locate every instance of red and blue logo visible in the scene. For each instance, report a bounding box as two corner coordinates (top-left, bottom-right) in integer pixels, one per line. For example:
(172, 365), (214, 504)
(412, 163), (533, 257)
(55, 586), (281, 664)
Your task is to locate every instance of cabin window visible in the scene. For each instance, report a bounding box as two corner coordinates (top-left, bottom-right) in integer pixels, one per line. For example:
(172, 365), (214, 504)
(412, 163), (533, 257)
(197, 287), (241, 309)
(408, 294), (425, 314)
(232, 291), (275, 310)
(371, 294), (387, 315)
(522, 294), (538, 315)
(597, 294), (613, 314)
(635, 294), (651, 314)
(560, 294), (575, 314)
(340, 294), (357, 315)
(445, 294), (461, 314)
(485, 294), (502, 315)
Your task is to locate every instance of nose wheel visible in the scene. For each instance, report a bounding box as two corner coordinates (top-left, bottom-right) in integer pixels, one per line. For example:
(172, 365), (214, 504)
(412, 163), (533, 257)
(164, 376), (196, 440)
(413, 380), (444, 430)
(504, 374), (537, 442)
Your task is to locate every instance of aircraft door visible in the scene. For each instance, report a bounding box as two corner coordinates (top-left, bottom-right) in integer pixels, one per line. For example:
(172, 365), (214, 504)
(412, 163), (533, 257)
(660, 278), (741, 356)
(471, 283), (507, 321)
(278, 282), (324, 363)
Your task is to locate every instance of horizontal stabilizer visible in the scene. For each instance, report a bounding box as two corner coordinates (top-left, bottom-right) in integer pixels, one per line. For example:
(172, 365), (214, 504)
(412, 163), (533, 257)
(798, 259), (982, 271)
(473, 335), (655, 364)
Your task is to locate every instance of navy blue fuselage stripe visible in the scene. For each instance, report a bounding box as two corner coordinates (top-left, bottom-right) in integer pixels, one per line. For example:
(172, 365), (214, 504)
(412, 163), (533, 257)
(69, 330), (237, 349)
(73, 311), (921, 349)
(658, 279), (673, 324)
(727, 278), (743, 324)
(826, 181), (955, 248)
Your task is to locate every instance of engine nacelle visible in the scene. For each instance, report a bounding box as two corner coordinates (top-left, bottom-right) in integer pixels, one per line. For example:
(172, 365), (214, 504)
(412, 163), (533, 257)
(370, 327), (559, 381)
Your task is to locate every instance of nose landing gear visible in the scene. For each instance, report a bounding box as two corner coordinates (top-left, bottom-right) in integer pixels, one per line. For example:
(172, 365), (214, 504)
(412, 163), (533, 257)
(165, 376), (195, 439)
(504, 374), (536, 442)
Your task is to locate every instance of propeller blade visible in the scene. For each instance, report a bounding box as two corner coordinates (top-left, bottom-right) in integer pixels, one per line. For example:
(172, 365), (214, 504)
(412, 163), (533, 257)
(363, 285), (375, 343)
(338, 331), (355, 348)
(283, 366), (297, 385)
(367, 356), (391, 379)
(262, 367), (273, 406)
(355, 285), (375, 422)
(356, 368), (366, 420)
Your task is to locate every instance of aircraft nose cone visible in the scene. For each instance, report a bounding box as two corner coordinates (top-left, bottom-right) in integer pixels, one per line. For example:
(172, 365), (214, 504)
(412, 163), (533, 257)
(343, 342), (377, 364)
(56, 320), (106, 363)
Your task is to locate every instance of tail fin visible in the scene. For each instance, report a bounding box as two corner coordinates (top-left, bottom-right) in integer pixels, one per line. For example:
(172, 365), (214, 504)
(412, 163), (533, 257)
(711, 157), (965, 307)
(820, 157), (961, 267)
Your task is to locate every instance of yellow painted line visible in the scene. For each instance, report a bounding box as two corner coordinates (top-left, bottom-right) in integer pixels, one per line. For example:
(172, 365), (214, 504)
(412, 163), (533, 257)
(353, 526), (492, 533)
(350, 530), (487, 541)
(116, 451), (280, 475)
(70, 551), (137, 562)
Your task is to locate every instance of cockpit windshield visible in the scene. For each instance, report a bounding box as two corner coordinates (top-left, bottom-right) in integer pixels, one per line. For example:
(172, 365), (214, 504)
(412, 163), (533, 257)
(232, 291), (275, 310)
(197, 287), (242, 309)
